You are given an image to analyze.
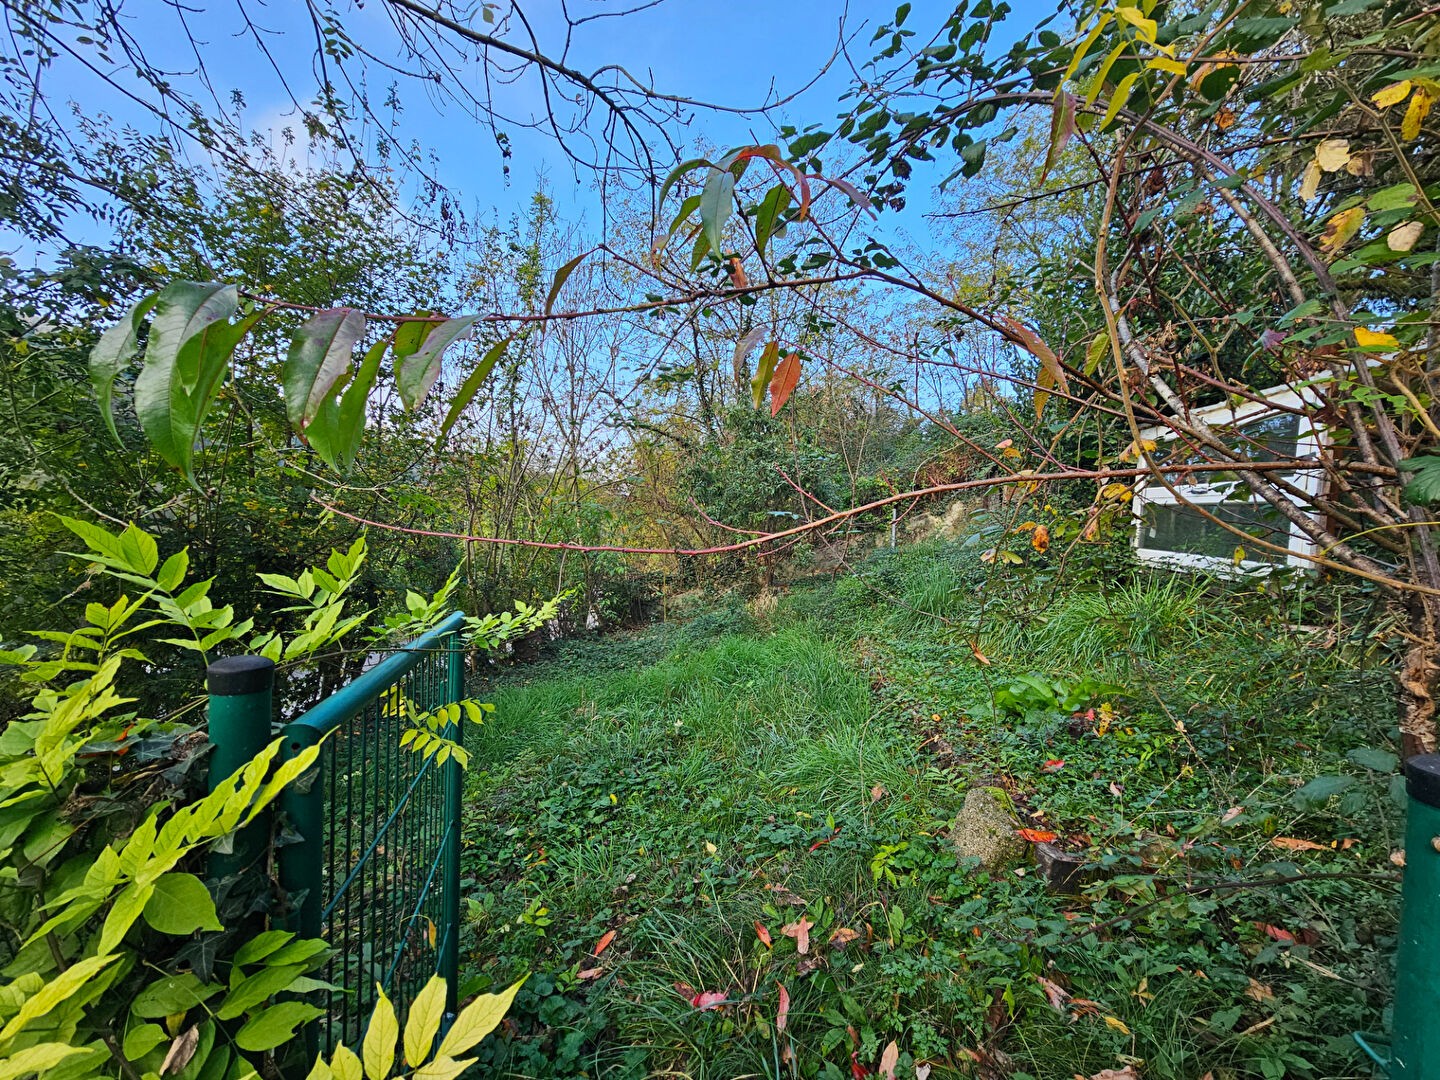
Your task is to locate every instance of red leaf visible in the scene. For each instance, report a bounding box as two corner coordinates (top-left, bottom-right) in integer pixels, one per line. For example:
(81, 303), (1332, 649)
(1254, 922), (1296, 943)
(850, 1052), (870, 1079)
(690, 990), (728, 1010)
(770, 353), (802, 416)
(776, 982), (791, 1032)
(594, 929), (616, 956)
(1017, 829), (1059, 843)
(1042, 759), (1066, 773)
(808, 825), (840, 852)
(755, 921), (773, 948)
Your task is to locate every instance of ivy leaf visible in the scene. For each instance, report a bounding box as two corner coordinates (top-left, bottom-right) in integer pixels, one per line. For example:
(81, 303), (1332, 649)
(395, 315), (477, 412)
(284, 308), (366, 432)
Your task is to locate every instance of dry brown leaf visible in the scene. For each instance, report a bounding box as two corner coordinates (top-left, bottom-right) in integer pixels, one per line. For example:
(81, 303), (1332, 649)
(1037, 975), (1070, 1012)
(1088, 1069), (1140, 1080)
(577, 968), (604, 981)
(1319, 206), (1365, 256)
(1221, 806), (1244, 823)
(1245, 977), (1275, 1002)
(1271, 836), (1329, 852)
(776, 982), (791, 1033)
(1390, 221), (1424, 252)
(755, 921), (773, 948)
(1391, 849), (1407, 867)
(781, 917), (814, 954)
(1315, 138), (1350, 172)
(829, 927), (861, 948)
(160, 1026), (200, 1077)
(1240, 1015), (1277, 1037)
(594, 929), (616, 956)
(915, 1066), (932, 1080)
(878, 1040), (899, 1080)
(1299, 159), (1322, 202)
(871, 784), (887, 803)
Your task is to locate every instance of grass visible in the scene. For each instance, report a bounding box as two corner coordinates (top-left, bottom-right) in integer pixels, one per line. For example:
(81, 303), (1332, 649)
(456, 544), (1402, 1080)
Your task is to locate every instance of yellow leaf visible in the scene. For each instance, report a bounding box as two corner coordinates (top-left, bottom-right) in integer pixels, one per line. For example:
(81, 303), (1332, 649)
(330, 1046), (362, 1080)
(436, 978), (527, 1059)
(1233, 546), (1246, 566)
(1032, 525), (1051, 554)
(363, 986), (398, 1080)
(1146, 57), (1187, 75)
(414, 1058), (477, 1080)
(1355, 326), (1400, 349)
(1373, 80), (1412, 108)
(404, 976), (447, 1067)
(1120, 438), (1157, 462)
(1315, 138), (1350, 173)
(1299, 160), (1322, 202)
(304, 1056), (335, 1080)
(1104, 1015), (1133, 1036)
(1101, 72), (1140, 130)
(1319, 206), (1365, 256)
(1389, 221), (1424, 252)
(1115, 5), (1158, 41)
(1403, 87), (1433, 140)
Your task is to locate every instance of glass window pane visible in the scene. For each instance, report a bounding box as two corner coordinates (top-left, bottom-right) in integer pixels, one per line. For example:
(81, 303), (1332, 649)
(1137, 499), (1293, 563)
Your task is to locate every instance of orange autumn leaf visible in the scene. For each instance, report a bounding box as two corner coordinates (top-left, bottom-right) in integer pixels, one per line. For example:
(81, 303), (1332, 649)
(755, 921), (773, 948)
(781, 917), (814, 954)
(770, 352), (802, 416)
(1017, 828), (1059, 843)
(776, 982), (791, 1032)
(1031, 525), (1050, 553)
(594, 929), (616, 955)
(1270, 836), (1328, 852)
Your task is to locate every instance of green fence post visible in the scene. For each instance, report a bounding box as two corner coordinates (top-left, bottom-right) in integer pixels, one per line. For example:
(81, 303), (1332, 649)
(1388, 753), (1440, 1077)
(278, 723), (325, 943)
(206, 656), (275, 881)
(442, 629), (465, 1019)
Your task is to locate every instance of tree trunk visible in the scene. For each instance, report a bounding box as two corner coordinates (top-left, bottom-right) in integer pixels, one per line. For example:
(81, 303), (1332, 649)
(1401, 593), (1440, 758)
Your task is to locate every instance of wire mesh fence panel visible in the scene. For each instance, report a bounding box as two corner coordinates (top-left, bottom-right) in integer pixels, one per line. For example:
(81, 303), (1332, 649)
(278, 612), (466, 1056)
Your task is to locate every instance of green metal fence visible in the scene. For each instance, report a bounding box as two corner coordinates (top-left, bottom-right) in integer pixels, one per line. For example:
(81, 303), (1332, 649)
(209, 611), (468, 1057)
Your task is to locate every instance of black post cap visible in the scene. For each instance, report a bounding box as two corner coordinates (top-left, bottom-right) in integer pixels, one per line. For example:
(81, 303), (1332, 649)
(1405, 753), (1440, 810)
(206, 655), (276, 696)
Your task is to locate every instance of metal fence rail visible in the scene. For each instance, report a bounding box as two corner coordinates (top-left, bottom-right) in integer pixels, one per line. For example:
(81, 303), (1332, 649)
(277, 611), (467, 1054)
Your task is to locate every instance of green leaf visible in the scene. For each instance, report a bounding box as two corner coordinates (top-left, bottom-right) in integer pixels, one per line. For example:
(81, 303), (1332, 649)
(233, 930), (295, 966)
(156, 549), (190, 592)
(1400, 456), (1440, 505)
(751, 341), (780, 409)
(1291, 773), (1355, 808)
(754, 185), (792, 258)
(143, 873), (223, 936)
(435, 977), (526, 1059)
(134, 282), (263, 488)
(700, 166), (736, 257)
(123, 1023), (169, 1060)
(395, 316), (477, 412)
(1346, 747), (1399, 773)
(440, 337), (510, 439)
(363, 986), (398, 1080)
(0, 1044), (96, 1080)
(284, 308), (367, 431)
(658, 157), (712, 208)
(215, 965), (307, 1020)
(403, 976), (446, 1066)
(545, 251), (590, 317)
(235, 1003), (327, 1052)
(91, 292), (159, 444)
(132, 973), (223, 1019)
(309, 338), (387, 472)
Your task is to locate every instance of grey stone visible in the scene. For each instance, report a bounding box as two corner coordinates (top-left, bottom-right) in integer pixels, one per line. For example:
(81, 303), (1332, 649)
(950, 788), (1025, 870)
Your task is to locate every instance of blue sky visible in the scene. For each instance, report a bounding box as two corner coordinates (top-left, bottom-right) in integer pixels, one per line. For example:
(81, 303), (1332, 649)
(39, 0), (1051, 252)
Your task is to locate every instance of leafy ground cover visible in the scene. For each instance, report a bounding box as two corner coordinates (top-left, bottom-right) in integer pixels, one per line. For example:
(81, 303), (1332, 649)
(457, 545), (1403, 1080)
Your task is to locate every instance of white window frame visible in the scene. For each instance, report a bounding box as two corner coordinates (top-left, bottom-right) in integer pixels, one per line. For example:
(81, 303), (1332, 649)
(1131, 383), (1327, 575)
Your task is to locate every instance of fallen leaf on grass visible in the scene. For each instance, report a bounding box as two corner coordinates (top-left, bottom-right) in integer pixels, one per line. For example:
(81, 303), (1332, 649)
(577, 968), (603, 981)
(1103, 1015), (1132, 1036)
(1221, 806), (1244, 823)
(1017, 828), (1059, 843)
(829, 927), (860, 948)
(1036, 975), (1070, 1012)
(1391, 849), (1406, 867)
(690, 990), (727, 1011)
(809, 826), (841, 851)
(1254, 922), (1295, 943)
(850, 1052), (869, 1079)
(755, 921), (773, 948)
(764, 883), (808, 906)
(871, 784), (887, 803)
(878, 1041), (899, 1080)
(1086, 1069), (1140, 1080)
(1271, 836), (1328, 852)
(1042, 759), (1066, 773)
(781, 917), (815, 954)
(915, 1066), (931, 1080)
(1240, 1015), (1277, 1037)
(1245, 977), (1274, 1001)
(594, 929), (616, 956)
(776, 982), (790, 1032)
